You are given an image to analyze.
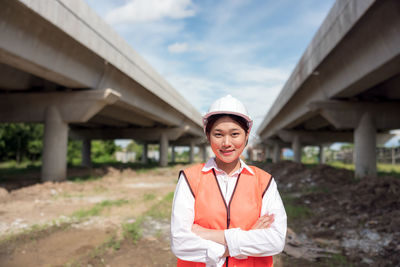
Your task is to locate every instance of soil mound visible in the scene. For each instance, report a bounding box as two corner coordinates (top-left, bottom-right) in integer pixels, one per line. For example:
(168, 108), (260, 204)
(261, 161), (400, 266)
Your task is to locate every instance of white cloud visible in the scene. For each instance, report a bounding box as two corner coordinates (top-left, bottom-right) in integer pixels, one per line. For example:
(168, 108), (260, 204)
(231, 65), (290, 84)
(168, 42), (189, 53)
(105, 0), (196, 25)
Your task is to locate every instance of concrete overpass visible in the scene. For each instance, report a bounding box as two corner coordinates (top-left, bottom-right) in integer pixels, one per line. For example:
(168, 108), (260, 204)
(0, 0), (205, 181)
(257, 0), (400, 178)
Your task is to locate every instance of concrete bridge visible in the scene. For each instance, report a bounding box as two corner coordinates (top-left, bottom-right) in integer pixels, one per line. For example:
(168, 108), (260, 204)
(257, 0), (400, 178)
(0, 0), (205, 181)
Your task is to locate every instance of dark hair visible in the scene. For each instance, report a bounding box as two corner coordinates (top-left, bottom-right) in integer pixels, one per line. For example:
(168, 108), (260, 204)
(205, 114), (249, 135)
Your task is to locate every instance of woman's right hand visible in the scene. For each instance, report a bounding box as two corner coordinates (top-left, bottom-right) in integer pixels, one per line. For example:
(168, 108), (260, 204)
(251, 213), (275, 230)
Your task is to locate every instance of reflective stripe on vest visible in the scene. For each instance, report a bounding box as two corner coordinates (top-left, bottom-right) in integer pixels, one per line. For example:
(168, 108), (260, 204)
(176, 163), (273, 267)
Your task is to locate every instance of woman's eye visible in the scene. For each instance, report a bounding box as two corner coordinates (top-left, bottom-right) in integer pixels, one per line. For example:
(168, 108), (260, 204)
(232, 132), (240, 137)
(214, 133), (222, 137)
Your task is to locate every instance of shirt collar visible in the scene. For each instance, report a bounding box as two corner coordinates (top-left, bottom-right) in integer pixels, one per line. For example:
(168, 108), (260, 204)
(202, 157), (255, 175)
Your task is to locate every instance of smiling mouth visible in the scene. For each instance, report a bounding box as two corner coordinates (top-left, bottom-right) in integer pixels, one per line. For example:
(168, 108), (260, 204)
(220, 150), (234, 155)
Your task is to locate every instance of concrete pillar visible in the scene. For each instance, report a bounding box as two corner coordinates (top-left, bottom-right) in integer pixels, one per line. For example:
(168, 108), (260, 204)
(160, 132), (169, 167)
(82, 139), (92, 167)
(41, 106), (68, 182)
(292, 134), (302, 163)
(189, 141), (195, 163)
(354, 112), (376, 178)
(141, 142), (148, 164)
(201, 144), (207, 162)
(318, 145), (325, 164)
(265, 146), (272, 162)
(171, 145), (176, 163)
(273, 143), (281, 163)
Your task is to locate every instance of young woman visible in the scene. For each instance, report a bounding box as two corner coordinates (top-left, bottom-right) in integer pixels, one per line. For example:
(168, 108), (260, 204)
(171, 95), (287, 267)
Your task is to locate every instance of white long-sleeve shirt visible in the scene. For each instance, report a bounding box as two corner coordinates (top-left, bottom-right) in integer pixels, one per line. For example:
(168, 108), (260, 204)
(171, 158), (287, 267)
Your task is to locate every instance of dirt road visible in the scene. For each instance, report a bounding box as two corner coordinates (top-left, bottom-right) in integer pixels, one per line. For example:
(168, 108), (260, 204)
(0, 165), (180, 266)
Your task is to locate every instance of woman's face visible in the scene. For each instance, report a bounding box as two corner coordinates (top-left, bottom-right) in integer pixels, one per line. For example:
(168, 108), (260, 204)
(208, 116), (248, 164)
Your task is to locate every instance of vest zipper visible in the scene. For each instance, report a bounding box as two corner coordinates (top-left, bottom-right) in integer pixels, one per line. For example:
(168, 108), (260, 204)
(212, 169), (241, 267)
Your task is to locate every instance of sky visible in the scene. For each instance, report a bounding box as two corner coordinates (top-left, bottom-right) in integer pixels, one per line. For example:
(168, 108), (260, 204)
(83, 0), (400, 147)
(84, 0), (335, 134)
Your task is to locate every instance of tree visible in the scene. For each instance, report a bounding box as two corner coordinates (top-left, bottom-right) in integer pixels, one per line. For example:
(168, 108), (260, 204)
(126, 140), (143, 160)
(0, 123), (43, 163)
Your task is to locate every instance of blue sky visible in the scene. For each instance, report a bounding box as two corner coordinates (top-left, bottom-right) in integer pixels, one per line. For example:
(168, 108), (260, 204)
(82, 0), (400, 147)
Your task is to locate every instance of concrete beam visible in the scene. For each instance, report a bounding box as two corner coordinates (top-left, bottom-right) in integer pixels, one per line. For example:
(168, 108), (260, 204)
(99, 105), (155, 127)
(0, 89), (120, 123)
(258, 0), (400, 139)
(70, 126), (191, 142)
(278, 129), (393, 146)
(171, 137), (207, 146)
(310, 100), (400, 129)
(0, 0), (203, 133)
(41, 106), (68, 181)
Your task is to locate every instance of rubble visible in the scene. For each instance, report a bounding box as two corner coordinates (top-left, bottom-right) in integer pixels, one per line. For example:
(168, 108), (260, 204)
(261, 161), (400, 266)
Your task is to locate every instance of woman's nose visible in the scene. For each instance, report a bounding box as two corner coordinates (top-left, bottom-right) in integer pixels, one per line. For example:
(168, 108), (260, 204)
(222, 136), (231, 146)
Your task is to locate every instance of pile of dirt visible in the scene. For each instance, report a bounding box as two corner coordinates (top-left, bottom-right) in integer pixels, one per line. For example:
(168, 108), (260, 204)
(262, 161), (400, 266)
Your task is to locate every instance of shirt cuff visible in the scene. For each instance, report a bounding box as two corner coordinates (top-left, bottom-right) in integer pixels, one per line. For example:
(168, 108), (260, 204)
(224, 228), (248, 259)
(206, 240), (226, 266)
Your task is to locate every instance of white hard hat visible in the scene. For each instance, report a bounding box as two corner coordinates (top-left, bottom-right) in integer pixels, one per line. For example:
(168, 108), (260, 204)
(203, 95), (253, 133)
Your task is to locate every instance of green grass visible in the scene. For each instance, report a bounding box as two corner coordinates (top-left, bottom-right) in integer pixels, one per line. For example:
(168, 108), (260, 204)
(145, 192), (174, 220)
(327, 161), (400, 178)
(325, 253), (354, 267)
(71, 199), (129, 219)
(0, 220), (71, 246)
(281, 194), (311, 221)
(105, 235), (121, 251)
(67, 174), (102, 183)
(143, 193), (156, 201)
(122, 217), (144, 244)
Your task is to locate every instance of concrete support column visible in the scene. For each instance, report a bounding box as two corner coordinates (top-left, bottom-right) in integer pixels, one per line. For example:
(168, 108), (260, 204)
(189, 141), (195, 163)
(171, 145), (176, 163)
(41, 106), (68, 182)
(318, 145), (325, 164)
(354, 112), (376, 178)
(160, 132), (169, 167)
(292, 134), (302, 163)
(273, 143), (281, 163)
(141, 142), (148, 164)
(201, 144), (207, 162)
(265, 146), (272, 162)
(82, 139), (92, 167)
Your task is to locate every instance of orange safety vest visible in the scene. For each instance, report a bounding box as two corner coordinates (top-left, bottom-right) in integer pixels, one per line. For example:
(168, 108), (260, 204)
(177, 163), (273, 267)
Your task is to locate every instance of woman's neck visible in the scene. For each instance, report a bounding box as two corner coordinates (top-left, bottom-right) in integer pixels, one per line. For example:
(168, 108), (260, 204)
(215, 158), (241, 176)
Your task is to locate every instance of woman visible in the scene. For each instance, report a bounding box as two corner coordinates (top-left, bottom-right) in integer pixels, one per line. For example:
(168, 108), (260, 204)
(171, 95), (287, 267)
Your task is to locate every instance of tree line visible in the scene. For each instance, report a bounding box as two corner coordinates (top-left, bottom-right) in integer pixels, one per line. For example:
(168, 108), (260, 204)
(0, 123), (118, 165)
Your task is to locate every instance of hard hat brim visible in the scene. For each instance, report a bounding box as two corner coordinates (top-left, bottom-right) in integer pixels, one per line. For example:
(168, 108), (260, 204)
(202, 111), (253, 133)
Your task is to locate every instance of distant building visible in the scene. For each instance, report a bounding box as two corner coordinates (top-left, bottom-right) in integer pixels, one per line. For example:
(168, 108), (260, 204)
(115, 151), (136, 163)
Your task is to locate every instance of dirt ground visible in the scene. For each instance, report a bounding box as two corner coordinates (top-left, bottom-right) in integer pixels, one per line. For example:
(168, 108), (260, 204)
(0, 162), (399, 266)
(262, 161), (400, 267)
(0, 165), (179, 267)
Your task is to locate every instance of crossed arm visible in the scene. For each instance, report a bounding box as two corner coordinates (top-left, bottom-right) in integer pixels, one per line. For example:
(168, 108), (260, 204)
(191, 213), (275, 257)
(171, 175), (287, 264)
